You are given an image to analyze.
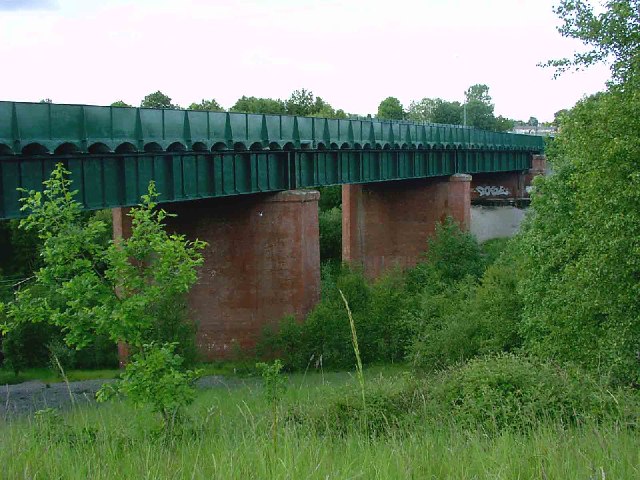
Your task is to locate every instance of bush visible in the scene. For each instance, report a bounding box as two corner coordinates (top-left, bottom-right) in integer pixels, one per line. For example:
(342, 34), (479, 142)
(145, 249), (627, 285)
(47, 337), (77, 374)
(288, 374), (424, 436)
(292, 356), (639, 437)
(406, 233), (524, 371)
(421, 217), (484, 284)
(318, 207), (342, 262)
(2, 322), (59, 375)
(97, 342), (202, 432)
(259, 265), (411, 370)
(428, 354), (638, 432)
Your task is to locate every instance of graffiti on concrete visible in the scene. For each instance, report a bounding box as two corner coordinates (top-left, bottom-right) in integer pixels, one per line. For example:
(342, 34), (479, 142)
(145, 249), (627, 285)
(475, 185), (510, 197)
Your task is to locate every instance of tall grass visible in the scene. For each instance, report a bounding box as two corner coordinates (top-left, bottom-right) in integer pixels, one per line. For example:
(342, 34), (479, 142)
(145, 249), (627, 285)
(1, 370), (638, 479)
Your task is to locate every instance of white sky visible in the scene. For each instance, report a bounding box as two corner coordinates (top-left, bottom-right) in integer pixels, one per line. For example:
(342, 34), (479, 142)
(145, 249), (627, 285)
(0, 0), (611, 122)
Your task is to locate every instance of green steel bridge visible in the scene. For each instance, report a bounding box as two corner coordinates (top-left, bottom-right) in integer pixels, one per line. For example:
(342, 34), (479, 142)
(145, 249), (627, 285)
(0, 101), (544, 219)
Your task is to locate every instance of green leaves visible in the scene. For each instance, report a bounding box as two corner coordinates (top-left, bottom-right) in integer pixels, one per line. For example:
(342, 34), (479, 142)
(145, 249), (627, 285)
(543, 0), (640, 85)
(4, 164), (207, 426)
(518, 84), (640, 384)
(98, 342), (202, 428)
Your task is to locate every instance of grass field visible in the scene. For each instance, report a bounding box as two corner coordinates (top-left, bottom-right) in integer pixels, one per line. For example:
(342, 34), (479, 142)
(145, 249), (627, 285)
(1, 368), (638, 479)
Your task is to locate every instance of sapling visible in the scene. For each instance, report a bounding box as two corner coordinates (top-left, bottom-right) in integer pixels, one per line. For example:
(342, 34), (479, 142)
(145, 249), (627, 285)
(256, 359), (287, 467)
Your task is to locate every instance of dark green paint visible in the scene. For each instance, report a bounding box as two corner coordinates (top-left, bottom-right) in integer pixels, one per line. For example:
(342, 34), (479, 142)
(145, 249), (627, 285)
(0, 101), (543, 219)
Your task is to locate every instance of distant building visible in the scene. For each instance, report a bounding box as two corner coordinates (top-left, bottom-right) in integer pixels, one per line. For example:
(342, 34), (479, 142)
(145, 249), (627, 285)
(511, 125), (557, 137)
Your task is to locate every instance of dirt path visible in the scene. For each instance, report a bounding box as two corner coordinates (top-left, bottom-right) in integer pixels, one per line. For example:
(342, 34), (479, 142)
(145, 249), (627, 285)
(0, 375), (233, 419)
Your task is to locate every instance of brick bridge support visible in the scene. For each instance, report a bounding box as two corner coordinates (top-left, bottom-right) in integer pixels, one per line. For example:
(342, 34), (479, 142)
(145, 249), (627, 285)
(112, 190), (321, 360)
(342, 174), (472, 278)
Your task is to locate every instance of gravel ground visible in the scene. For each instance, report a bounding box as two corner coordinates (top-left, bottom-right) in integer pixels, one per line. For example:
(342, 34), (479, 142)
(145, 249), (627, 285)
(0, 375), (237, 419)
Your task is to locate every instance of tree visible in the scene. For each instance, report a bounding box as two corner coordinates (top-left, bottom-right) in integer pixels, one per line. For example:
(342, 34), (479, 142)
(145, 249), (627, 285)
(39, 99), (52, 104)
(463, 84), (496, 129)
(431, 99), (463, 124)
(527, 116), (539, 127)
(518, 0), (640, 384)
(111, 100), (131, 108)
(377, 97), (404, 120)
(188, 99), (224, 112)
(494, 115), (515, 132)
(230, 96), (286, 115)
(553, 108), (570, 127)
(542, 0), (640, 85)
(285, 88), (316, 116)
(464, 84), (492, 105)
(141, 91), (180, 109)
(1, 165), (206, 426)
(406, 98), (437, 122)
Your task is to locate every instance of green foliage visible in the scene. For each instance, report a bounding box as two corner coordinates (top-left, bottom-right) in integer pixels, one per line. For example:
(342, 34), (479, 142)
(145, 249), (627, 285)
(428, 355), (637, 432)
(97, 342), (201, 431)
(318, 207), (341, 262)
(188, 99), (224, 111)
(1, 165), (205, 427)
(285, 89), (315, 116)
(230, 96), (286, 115)
(376, 96), (404, 120)
(282, 89), (345, 118)
(292, 375), (423, 436)
(406, 98), (438, 122)
(421, 216), (484, 284)
(257, 359), (287, 406)
(110, 100), (131, 108)
(317, 185), (341, 211)
(518, 87), (640, 383)
(0, 219), (41, 277)
(140, 91), (180, 109)
(516, 0), (639, 384)
(47, 337), (77, 374)
(432, 99), (463, 124)
(2, 321), (59, 375)
(405, 229), (523, 371)
(543, 0), (640, 85)
(493, 115), (515, 132)
(259, 264), (411, 370)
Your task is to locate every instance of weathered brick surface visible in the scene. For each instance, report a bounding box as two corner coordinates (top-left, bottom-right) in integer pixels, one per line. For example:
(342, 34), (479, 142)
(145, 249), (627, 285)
(342, 175), (471, 278)
(113, 190), (321, 360)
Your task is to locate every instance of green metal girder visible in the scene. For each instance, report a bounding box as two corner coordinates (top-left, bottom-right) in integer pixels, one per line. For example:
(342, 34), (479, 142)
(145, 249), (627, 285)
(0, 101), (544, 155)
(0, 149), (534, 219)
(0, 101), (544, 219)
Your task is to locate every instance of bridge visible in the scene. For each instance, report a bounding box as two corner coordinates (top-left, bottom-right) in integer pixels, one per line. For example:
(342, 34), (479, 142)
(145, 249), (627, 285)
(0, 101), (545, 358)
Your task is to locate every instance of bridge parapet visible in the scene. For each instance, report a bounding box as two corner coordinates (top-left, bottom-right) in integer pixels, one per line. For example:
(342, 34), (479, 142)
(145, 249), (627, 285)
(0, 101), (544, 156)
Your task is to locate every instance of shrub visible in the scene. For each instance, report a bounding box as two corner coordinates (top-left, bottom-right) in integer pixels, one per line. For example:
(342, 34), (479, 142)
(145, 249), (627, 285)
(422, 217), (484, 284)
(428, 354), (638, 432)
(318, 207), (342, 262)
(288, 374), (424, 436)
(260, 265), (412, 370)
(2, 322), (59, 375)
(97, 342), (202, 432)
(293, 356), (639, 437)
(406, 233), (524, 371)
(47, 337), (77, 374)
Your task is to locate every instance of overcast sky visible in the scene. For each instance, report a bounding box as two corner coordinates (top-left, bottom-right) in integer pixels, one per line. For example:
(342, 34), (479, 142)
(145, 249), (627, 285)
(0, 0), (610, 122)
